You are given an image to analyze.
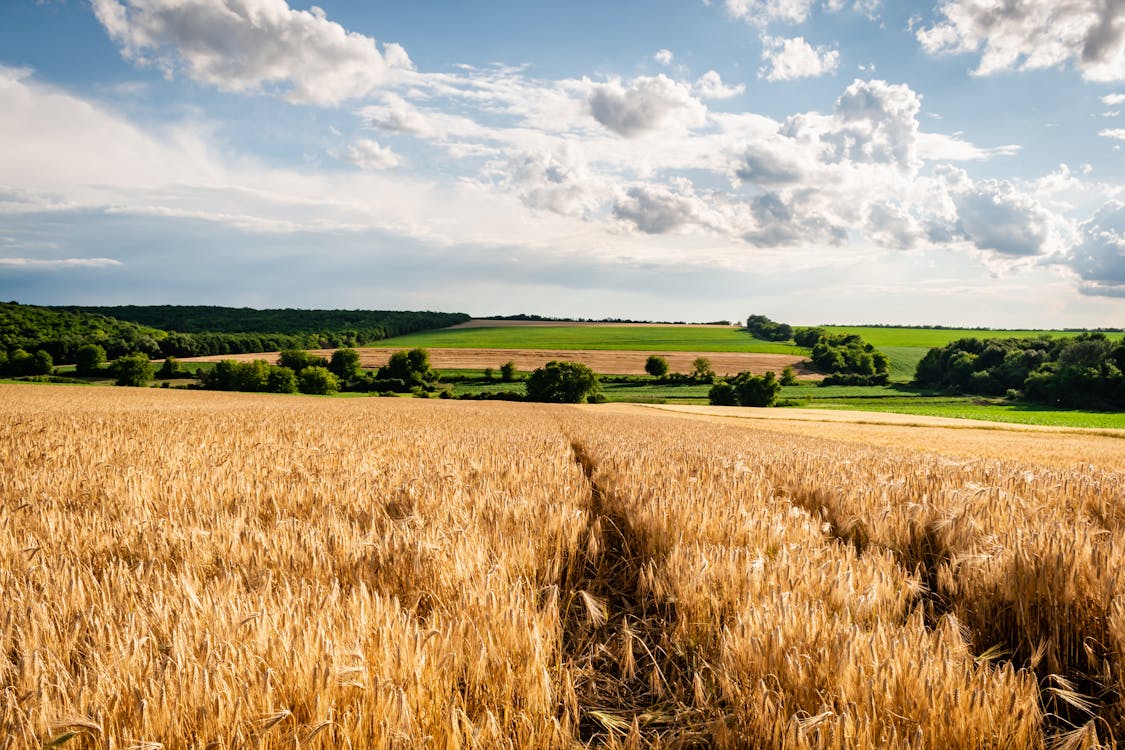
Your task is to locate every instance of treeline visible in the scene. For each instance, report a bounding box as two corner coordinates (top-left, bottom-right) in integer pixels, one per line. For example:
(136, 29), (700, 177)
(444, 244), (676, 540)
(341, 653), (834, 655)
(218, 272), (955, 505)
(746, 314), (889, 384)
(2, 303), (469, 364)
(483, 314), (732, 325)
(915, 334), (1125, 409)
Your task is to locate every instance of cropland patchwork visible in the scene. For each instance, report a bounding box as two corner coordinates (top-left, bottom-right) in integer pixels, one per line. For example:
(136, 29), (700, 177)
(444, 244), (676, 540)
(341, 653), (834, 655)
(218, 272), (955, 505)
(3, 384), (1124, 748)
(182, 347), (816, 378)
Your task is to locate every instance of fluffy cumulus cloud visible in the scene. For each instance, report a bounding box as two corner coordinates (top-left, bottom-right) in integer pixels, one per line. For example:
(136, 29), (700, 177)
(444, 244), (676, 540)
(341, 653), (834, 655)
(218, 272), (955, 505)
(612, 179), (729, 234)
(341, 138), (400, 170)
(91, 0), (413, 105)
(502, 147), (608, 218)
(759, 36), (840, 81)
(950, 178), (1062, 256)
(1100, 128), (1125, 140)
(587, 75), (707, 137)
(1067, 200), (1125, 296)
(918, 0), (1125, 82)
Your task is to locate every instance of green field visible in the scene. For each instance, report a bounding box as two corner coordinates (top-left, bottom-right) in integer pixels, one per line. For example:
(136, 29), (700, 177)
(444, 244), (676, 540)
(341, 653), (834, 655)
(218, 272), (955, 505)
(376, 325), (803, 353)
(820, 328), (1124, 383)
(819, 326), (1116, 349)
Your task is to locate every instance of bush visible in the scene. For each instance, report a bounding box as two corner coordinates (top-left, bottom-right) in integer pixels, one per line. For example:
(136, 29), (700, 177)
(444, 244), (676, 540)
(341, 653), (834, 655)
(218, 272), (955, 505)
(644, 355), (669, 378)
(710, 371), (781, 407)
(780, 365), (799, 386)
(500, 360), (518, 382)
(157, 357), (184, 379)
(298, 366), (339, 395)
(113, 353), (155, 387)
(75, 344), (107, 376)
(526, 361), (600, 403)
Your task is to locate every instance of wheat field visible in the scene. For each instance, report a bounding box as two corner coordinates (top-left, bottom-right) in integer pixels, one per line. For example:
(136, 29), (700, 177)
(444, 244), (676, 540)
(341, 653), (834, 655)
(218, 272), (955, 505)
(2, 384), (1124, 749)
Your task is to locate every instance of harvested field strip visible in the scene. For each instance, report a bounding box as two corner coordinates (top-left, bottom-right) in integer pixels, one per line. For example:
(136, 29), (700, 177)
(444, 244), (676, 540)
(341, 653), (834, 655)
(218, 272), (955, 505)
(181, 347), (817, 378)
(3, 384), (1124, 748)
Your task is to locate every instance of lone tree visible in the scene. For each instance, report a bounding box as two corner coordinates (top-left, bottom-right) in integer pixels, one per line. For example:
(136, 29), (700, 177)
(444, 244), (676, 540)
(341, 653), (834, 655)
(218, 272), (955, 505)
(113, 353), (155, 387)
(74, 344), (106, 376)
(526, 361), (600, 403)
(500, 360), (518, 382)
(780, 365), (799, 386)
(691, 357), (715, 382)
(644, 355), (669, 378)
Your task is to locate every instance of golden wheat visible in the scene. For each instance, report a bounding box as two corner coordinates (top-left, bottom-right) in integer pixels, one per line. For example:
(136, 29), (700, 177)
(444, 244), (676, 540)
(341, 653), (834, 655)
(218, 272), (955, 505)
(1, 384), (1123, 748)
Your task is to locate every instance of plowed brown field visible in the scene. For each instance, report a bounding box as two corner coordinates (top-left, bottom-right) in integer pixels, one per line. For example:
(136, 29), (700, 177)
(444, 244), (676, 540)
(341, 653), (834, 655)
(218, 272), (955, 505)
(181, 347), (818, 378)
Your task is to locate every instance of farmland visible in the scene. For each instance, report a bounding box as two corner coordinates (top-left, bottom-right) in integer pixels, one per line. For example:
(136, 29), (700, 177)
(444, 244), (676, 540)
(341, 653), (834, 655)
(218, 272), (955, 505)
(3, 384), (1125, 748)
(371, 322), (804, 354)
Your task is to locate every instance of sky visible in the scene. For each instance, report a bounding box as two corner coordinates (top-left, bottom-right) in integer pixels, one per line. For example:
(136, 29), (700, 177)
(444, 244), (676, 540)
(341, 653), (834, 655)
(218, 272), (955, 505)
(1, 0), (1124, 327)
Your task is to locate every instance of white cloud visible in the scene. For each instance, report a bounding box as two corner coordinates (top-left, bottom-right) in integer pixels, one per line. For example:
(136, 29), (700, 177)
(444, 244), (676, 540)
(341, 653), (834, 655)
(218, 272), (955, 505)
(1100, 128), (1125, 140)
(694, 70), (745, 99)
(340, 138), (400, 170)
(587, 75), (707, 137)
(1103, 93), (1125, 105)
(502, 146), (609, 218)
(0, 257), (122, 268)
(719, 0), (881, 25)
(1066, 200), (1125, 296)
(759, 36), (840, 81)
(918, 0), (1125, 82)
(654, 49), (674, 66)
(91, 0), (413, 105)
(721, 0), (816, 25)
(952, 178), (1064, 257)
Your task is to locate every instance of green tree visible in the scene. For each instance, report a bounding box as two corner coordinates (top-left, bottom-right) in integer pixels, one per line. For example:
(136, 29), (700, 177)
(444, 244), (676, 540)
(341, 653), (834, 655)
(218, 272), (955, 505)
(0, 350), (8, 374)
(708, 381), (739, 406)
(157, 356), (182, 379)
(329, 348), (362, 381)
(526, 361), (600, 403)
(266, 366), (298, 394)
(691, 357), (715, 383)
(780, 365), (799, 386)
(483, 367), (494, 381)
(644, 355), (669, 378)
(298, 366), (339, 395)
(278, 349), (326, 372)
(30, 350), (53, 375)
(113, 353), (155, 387)
(733, 370), (781, 407)
(379, 348), (437, 386)
(74, 344), (107, 376)
(500, 360), (518, 382)
(8, 349), (33, 375)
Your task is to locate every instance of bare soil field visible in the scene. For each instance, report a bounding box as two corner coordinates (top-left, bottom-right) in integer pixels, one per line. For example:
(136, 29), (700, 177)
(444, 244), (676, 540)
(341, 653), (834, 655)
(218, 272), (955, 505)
(181, 347), (818, 378)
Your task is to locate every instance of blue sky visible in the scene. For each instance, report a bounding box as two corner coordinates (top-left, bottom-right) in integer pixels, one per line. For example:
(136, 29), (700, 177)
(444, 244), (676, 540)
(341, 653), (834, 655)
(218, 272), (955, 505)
(1, 0), (1123, 326)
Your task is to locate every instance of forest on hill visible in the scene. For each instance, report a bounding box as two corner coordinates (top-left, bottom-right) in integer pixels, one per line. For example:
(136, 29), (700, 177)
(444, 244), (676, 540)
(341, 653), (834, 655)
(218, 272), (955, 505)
(0, 302), (468, 363)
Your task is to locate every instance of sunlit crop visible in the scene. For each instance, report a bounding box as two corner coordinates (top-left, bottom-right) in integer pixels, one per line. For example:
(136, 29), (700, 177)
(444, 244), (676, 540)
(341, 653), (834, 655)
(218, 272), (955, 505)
(2, 385), (1122, 748)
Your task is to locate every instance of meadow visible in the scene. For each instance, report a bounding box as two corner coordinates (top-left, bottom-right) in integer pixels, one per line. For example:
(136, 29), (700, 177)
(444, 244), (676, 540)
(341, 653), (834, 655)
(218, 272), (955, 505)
(3, 384), (1125, 748)
(372, 324), (803, 354)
